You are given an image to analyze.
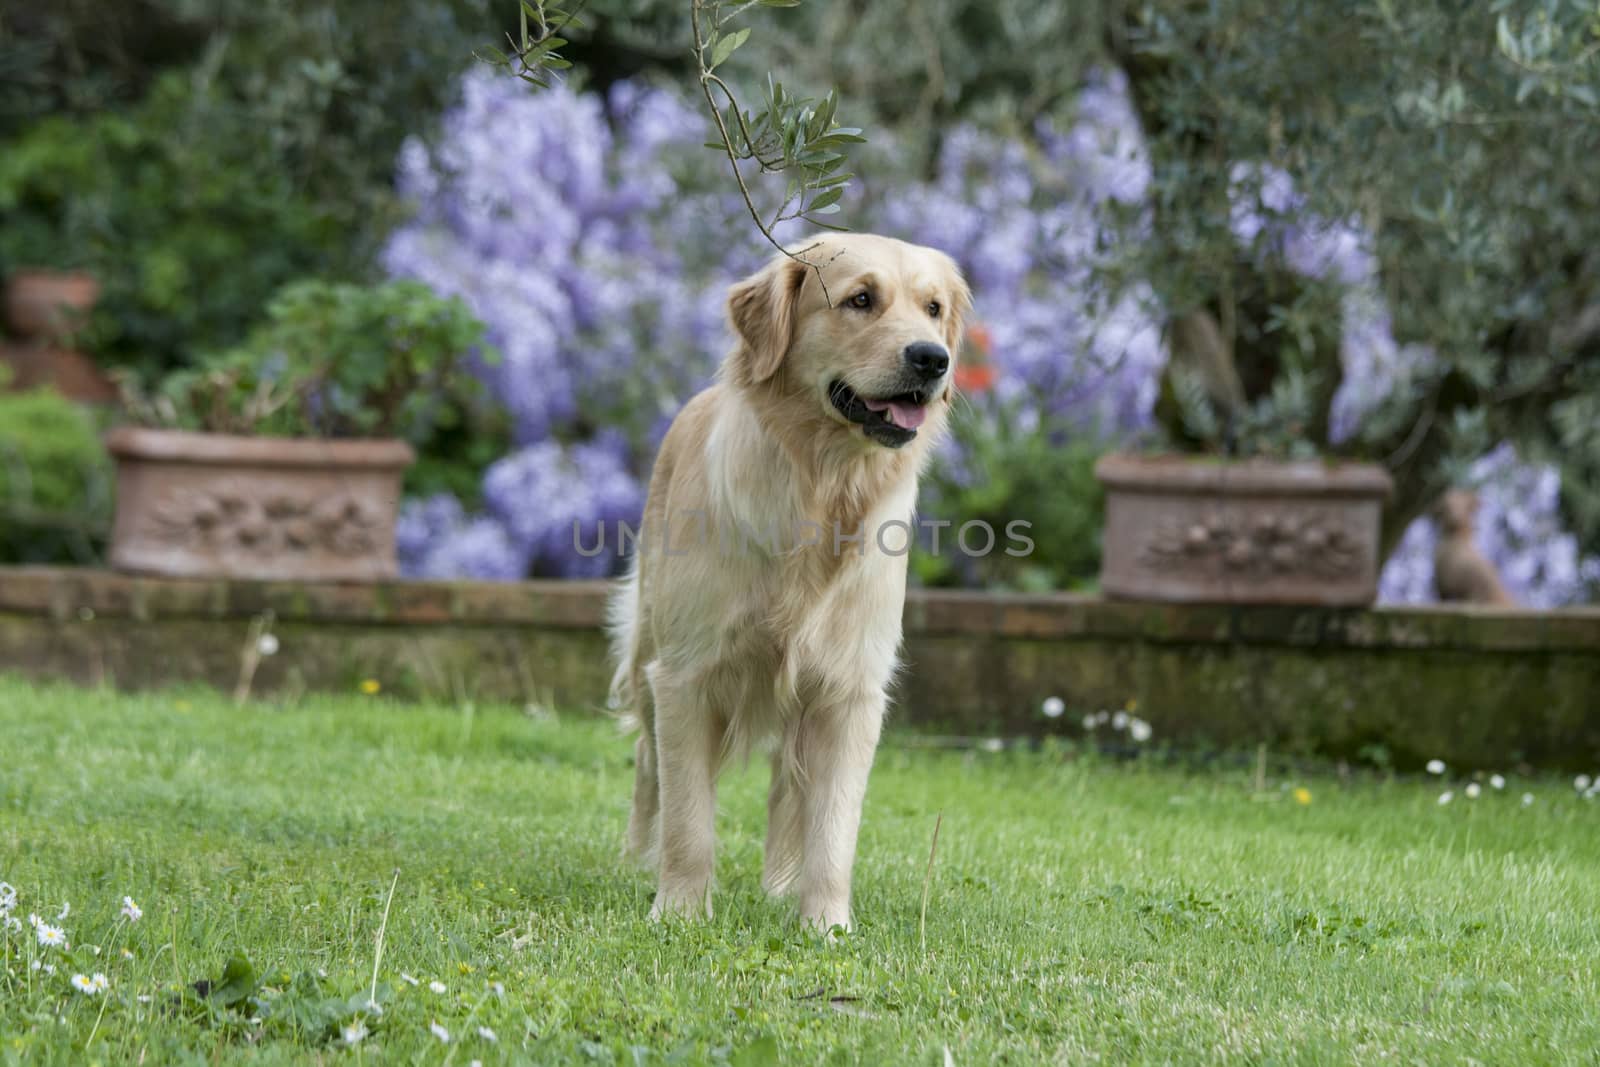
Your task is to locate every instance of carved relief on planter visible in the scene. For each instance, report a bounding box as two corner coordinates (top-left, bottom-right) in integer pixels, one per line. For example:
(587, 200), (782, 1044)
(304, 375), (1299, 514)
(147, 486), (380, 556)
(1095, 454), (1393, 605)
(106, 428), (413, 581)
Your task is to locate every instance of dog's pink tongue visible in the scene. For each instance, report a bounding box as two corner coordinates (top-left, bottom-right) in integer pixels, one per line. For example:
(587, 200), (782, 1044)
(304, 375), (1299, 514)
(863, 397), (927, 430)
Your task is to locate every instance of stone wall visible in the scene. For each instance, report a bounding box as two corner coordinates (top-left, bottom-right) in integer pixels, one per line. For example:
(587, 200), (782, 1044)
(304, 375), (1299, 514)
(2, 566), (1597, 769)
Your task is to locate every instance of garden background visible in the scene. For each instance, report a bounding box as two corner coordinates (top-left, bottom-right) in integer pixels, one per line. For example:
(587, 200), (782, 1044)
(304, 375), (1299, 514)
(3, 0), (1599, 603)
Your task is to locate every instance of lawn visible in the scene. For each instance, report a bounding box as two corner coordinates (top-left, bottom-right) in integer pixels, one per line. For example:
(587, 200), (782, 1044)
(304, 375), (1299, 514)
(2, 677), (1597, 1065)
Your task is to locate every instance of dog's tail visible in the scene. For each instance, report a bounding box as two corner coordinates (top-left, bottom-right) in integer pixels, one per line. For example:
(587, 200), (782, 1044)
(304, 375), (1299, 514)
(606, 555), (647, 732)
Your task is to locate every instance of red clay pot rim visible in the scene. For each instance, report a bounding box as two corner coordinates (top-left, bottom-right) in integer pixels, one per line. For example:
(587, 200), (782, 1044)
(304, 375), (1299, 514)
(104, 426), (414, 469)
(1094, 452), (1393, 497)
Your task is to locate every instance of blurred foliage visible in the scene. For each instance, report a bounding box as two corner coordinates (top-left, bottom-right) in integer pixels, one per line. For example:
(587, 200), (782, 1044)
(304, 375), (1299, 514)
(914, 407), (1106, 593)
(557, 0), (1600, 561)
(0, 0), (504, 377)
(118, 278), (506, 499)
(0, 385), (113, 564)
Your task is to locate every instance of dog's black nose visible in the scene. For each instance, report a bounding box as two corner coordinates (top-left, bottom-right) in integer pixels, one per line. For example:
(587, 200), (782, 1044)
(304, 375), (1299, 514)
(903, 342), (949, 381)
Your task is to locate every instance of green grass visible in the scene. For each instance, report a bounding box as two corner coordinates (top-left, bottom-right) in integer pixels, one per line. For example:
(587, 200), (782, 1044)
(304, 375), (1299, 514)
(2, 677), (1598, 1065)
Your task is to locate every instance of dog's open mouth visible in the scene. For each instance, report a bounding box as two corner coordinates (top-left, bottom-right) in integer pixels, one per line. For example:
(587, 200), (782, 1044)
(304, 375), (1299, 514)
(828, 380), (930, 448)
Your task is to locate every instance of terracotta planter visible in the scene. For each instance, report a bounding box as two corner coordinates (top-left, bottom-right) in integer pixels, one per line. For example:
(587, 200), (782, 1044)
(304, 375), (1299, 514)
(1095, 453), (1393, 605)
(105, 428), (414, 581)
(5, 270), (100, 342)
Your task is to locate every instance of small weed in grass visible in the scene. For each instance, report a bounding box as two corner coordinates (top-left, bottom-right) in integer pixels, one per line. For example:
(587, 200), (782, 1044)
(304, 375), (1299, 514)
(1, 676), (1598, 1064)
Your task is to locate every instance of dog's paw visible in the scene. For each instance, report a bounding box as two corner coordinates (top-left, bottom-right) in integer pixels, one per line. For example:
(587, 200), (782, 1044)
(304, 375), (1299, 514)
(799, 901), (852, 940)
(649, 885), (713, 922)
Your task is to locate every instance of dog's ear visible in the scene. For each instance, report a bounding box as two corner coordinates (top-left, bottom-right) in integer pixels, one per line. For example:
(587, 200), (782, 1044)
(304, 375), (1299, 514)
(727, 255), (808, 386)
(937, 252), (973, 355)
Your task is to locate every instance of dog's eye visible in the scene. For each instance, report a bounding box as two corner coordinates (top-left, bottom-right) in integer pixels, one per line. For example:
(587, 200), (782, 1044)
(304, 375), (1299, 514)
(848, 291), (872, 309)
(927, 301), (941, 318)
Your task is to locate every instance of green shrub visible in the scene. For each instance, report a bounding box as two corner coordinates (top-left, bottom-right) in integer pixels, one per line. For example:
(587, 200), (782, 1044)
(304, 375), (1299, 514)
(0, 388), (113, 563)
(119, 278), (507, 500)
(0, 2), (505, 377)
(914, 407), (1106, 592)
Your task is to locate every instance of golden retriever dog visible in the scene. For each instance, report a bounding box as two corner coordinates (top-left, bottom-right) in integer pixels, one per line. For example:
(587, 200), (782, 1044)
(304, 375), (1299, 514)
(608, 233), (969, 932)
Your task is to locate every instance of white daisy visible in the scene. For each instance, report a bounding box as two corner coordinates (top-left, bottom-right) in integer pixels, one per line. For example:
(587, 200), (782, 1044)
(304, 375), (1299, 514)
(487, 980), (505, 998)
(71, 974), (98, 995)
(1577, 774), (1592, 792)
(1521, 793), (1536, 806)
(2, 915), (19, 932)
(342, 1020), (369, 1046)
(0, 882), (16, 910)
(1465, 783), (1481, 799)
(1041, 696), (1065, 719)
(429, 980), (447, 994)
(430, 1021), (451, 1043)
(400, 972), (420, 986)
(56, 902), (70, 921)
(36, 923), (66, 948)
(121, 897), (143, 922)
(90, 973), (109, 992)
(1128, 719), (1152, 743)
(257, 633), (280, 656)
(1489, 774), (1506, 790)
(1426, 759), (1446, 775)
(478, 1025), (498, 1043)
(1438, 791), (1454, 805)
(364, 999), (384, 1016)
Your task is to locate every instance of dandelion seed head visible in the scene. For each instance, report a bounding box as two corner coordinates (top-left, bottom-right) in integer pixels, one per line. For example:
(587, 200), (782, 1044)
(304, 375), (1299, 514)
(429, 980), (448, 994)
(1438, 791), (1454, 805)
(56, 902), (69, 920)
(1489, 774), (1506, 790)
(1426, 759), (1446, 775)
(1576, 774), (1592, 792)
(1465, 783), (1481, 799)
(343, 1020), (369, 1046)
(1041, 696), (1065, 719)
(257, 633), (280, 656)
(430, 1021), (451, 1043)
(1081, 713), (1097, 730)
(488, 980), (505, 997)
(1112, 711), (1130, 730)
(478, 1025), (498, 1043)
(1521, 793), (1536, 806)
(1129, 718), (1153, 743)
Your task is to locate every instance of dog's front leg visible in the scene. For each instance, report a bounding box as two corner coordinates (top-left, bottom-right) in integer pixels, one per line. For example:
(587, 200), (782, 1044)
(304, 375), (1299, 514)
(794, 695), (885, 934)
(648, 670), (721, 920)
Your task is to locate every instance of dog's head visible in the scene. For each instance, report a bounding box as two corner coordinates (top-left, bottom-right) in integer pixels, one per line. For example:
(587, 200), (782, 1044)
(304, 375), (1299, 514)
(724, 234), (971, 449)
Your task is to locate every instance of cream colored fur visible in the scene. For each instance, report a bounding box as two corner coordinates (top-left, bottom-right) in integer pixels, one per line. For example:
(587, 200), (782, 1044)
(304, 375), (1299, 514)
(608, 233), (970, 932)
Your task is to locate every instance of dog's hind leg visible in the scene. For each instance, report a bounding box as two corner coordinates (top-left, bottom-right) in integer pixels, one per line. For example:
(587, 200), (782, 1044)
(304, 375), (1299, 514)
(761, 747), (804, 897)
(625, 674), (661, 864)
(648, 667), (722, 920)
